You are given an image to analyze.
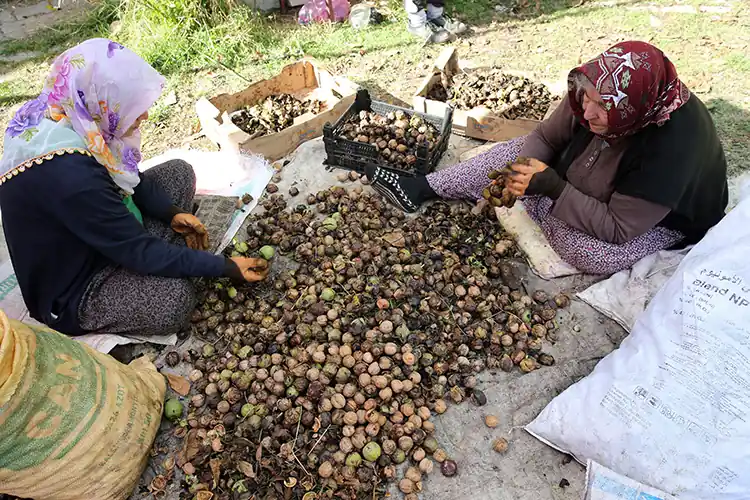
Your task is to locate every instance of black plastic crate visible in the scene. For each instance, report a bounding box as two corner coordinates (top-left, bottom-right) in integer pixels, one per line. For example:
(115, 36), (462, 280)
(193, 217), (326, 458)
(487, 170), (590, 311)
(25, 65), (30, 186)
(323, 89), (453, 177)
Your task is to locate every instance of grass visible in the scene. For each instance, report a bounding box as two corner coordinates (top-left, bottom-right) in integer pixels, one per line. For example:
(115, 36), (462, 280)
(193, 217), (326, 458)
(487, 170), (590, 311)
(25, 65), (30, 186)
(0, 0), (417, 76)
(0, 0), (748, 172)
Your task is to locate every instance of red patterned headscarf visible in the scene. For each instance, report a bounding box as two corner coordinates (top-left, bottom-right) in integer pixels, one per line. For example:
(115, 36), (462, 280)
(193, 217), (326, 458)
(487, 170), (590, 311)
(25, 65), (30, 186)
(568, 41), (690, 138)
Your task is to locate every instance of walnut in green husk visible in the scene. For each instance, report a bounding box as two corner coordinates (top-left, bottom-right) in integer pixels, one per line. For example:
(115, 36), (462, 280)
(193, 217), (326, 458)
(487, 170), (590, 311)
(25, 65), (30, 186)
(482, 157), (534, 209)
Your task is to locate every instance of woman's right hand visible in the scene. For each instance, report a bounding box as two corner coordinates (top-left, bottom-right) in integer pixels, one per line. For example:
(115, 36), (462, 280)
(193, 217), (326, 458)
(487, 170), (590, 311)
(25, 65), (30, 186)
(229, 257), (269, 282)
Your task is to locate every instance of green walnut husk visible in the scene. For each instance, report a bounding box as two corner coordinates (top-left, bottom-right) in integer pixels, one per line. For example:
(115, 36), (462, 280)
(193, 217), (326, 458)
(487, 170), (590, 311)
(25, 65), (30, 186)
(164, 398), (184, 421)
(346, 452), (363, 468)
(259, 245), (275, 260)
(363, 442), (382, 462)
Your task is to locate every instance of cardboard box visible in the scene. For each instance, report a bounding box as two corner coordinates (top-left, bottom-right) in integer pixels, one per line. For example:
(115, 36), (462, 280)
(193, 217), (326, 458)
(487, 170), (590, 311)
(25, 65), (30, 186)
(196, 60), (358, 161)
(413, 47), (559, 142)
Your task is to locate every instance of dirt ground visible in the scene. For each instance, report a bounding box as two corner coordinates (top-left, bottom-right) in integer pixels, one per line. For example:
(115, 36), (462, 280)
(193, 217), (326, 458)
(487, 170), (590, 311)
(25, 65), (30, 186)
(0, 0), (748, 498)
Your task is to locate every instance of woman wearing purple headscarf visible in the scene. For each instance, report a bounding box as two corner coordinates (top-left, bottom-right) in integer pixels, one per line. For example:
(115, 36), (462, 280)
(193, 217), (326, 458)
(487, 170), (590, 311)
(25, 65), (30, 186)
(0, 39), (268, 337)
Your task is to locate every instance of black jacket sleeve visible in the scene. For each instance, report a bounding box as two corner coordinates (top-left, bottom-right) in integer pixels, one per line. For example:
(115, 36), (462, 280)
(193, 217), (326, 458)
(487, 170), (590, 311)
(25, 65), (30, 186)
(132, 171), (182, 223)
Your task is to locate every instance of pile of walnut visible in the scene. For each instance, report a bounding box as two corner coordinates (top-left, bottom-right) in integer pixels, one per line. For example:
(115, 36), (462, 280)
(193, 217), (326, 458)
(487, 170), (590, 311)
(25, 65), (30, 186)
(338, 109), (441, 172)
(427, 68), (552, 121)
(162, 188), (570, 500)
(231, 94), (324, 138)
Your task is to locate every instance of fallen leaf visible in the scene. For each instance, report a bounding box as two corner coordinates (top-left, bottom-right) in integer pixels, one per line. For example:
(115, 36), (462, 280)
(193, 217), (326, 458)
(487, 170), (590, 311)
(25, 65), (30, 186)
(165, 373), (191, 396)
(381, 230), (406, 248)
(285, 477), (298, 488)
(176, 429), (201, 467)
(210, 458), (222, 489)
(301, 477), (314, 491)
(195, 492), (214, 500)
(238, 460), (256, 478)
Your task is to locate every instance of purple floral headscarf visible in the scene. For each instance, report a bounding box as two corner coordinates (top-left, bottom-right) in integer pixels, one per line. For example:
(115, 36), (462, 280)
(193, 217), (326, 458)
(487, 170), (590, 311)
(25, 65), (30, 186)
(0, 38), (165, 194)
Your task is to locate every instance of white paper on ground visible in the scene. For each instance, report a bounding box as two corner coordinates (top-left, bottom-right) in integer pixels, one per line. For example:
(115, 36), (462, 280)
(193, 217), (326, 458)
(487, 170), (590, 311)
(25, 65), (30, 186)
(576, 247), (690, 332)
(526, 194), (750, 499)
(74, 332), (178, 354)
(584, 461), (676, 500)
(140, 148), (273, 254)
(495, 204), (581, 279)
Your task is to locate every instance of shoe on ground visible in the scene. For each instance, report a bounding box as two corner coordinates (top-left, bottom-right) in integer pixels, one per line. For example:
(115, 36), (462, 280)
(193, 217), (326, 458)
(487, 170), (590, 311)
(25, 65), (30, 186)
(408, 22), (452, 44)
(364, 165), (420, 213)
(429, 15), (468, 35)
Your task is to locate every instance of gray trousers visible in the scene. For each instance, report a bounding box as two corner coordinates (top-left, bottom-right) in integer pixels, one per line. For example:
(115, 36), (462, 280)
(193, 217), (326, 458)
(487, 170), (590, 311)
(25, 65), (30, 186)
(405, 0), (444, 26)
(78, 160), (198, 337)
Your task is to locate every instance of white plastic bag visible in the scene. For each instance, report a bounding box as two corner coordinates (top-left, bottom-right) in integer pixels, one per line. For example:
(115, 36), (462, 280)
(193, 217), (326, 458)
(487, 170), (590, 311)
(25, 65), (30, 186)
(527, 194), (750, 499)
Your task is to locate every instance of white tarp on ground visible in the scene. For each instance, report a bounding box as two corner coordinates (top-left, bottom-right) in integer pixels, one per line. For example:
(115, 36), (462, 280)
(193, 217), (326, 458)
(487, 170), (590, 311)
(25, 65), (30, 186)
(576, 247), (690, 332)
(527, 188), (750, 499)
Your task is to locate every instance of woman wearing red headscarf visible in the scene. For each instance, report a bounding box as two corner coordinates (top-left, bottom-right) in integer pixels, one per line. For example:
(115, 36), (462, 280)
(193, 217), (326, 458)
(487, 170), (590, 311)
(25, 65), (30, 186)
(364, 41), (728, 275)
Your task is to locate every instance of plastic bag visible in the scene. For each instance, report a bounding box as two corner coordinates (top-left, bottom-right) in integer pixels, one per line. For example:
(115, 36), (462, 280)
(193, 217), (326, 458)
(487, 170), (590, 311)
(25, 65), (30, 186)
(298, 0), (350, 24)
(527, 193), (750, 498)
(0, 310), (166, 499)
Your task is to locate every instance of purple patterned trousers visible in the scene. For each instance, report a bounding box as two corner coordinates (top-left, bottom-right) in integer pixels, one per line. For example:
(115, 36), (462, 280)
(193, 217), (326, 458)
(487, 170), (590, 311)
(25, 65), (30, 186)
(425, 136), (684, 275)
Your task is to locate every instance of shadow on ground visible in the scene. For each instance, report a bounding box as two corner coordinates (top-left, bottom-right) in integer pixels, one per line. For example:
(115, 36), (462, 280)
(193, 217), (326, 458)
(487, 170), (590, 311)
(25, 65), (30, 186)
(704, 97), (750, 208)
(352, 78), (413, 107)
(704, 97), (750, 178)
(0, 54), (47, 77)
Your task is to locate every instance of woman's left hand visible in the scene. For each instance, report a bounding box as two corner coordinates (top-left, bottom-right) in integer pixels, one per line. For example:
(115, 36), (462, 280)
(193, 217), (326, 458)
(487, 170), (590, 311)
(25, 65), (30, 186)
(171, 213), (209, 251)
(506, 158), (549, 197)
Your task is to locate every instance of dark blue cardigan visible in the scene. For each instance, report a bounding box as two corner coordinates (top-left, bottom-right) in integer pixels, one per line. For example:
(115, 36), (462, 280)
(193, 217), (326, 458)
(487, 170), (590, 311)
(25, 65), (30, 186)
(0, 152), (225, 335)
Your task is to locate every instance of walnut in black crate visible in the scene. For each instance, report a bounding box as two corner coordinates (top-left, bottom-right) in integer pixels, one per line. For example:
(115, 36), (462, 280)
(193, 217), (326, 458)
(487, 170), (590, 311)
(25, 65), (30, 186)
(340, 109), (439, 170)
(323, 89), (452, 176)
